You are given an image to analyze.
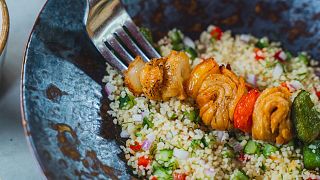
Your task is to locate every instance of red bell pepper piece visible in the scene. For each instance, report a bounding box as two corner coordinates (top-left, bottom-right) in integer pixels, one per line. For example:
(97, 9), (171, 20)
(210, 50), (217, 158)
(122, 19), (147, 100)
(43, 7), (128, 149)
(210, 27), (223, 40)
(274, 50), (287, 62)
(151, 176), (158, 180)
(254, 48), (264, 60)
(316, 91), (320, 100)
(138, 156), (150, 167)
(130, 141), (142, 151)
(173, 173), (187, 180)
(234, 89), (260, 133)
(280, 82), (290, 91)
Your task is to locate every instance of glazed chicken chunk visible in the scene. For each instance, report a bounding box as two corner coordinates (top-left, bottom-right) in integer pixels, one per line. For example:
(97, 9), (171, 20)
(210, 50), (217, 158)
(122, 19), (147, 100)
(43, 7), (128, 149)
(124, 56), (145, 95)
(124, 51), (191, 100)
(252, 87), (293, 144)
(185, 59), (246, 130)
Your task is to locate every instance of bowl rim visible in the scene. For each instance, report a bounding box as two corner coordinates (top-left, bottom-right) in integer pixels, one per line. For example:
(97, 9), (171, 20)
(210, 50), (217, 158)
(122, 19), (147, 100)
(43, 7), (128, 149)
(0, 0), (9, 54)
(20, 0), (49, 178)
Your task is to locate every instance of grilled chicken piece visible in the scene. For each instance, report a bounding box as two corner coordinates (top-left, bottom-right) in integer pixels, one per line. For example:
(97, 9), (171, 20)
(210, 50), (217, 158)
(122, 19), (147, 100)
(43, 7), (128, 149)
(186, 59), (245, 130)
(185, 58), (220, 99)
(221, 67), (247, 122)
(197, 74), (231, 130)
(139, 57), (167, 100)
(162, 51), (191, 100)
(252, 87), (293, 144)
(124, 56), (145, 95)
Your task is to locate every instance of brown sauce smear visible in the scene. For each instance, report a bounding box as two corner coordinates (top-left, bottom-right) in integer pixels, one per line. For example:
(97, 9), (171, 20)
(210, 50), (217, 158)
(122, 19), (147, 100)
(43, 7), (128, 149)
(51, 123), (121, 178)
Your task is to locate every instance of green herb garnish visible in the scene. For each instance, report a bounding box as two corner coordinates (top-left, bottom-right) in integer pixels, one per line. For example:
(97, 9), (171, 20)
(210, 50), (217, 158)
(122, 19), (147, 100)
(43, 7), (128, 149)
(119, 93), (136, 110)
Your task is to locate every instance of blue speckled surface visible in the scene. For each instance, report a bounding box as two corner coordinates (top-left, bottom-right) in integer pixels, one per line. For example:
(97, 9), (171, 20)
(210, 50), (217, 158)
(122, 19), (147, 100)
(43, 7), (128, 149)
(22, 0), (130, 179)
(22, 0), (320, 179)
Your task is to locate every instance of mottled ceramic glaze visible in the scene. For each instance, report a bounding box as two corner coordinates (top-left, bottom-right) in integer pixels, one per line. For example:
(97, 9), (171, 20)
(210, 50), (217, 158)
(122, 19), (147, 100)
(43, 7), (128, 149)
(22, 0), (320, 179)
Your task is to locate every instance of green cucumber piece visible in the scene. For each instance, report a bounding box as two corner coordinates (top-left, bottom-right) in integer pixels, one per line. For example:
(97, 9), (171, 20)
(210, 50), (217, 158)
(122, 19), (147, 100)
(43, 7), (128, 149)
(119, 93), (136, 110)
(185, 47), (197, 60)
(168, 30), (183, 43)
(156, 149), (173, 162)
(230, 169), (249, 180)
(244, 140), (259, 155)
(143, 117), (154, 129)
(263, 144), (278, 157)
(291, 90), (320, 143)
(303, 140), (320, 170)
(153, 167), (172, 180)
(255, 38), (268, 49)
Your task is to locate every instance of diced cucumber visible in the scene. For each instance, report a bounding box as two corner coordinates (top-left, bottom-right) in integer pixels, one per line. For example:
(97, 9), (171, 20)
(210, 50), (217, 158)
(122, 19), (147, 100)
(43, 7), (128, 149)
(153, 167), (172, 180)
(222, 149), (235, 158)
(169, 113), (178, 120)
(298, 53), (309, 65)
(263, 144), (278, 157)
(191, 137), (209, 149)
(183, 110), (201, 123)
(285, 51), (292, 61)
(143, 117), (154, 129)
(156, 149), (173, 162)
(168, 30), (183, 43)
(244, 140), (259, 155)
(230, 169), (249, 180)
(191, 139), (201, 149)
(201, 137), (209, 147)
(119, 93), (136, 110)
(172, 43), (184, 51)
(135, 132), (142, 137)
(255, 38), (268, 49)
(167, 160), (179, 170)
(303, 140), (320, 170)
(185, 47), (197, 60)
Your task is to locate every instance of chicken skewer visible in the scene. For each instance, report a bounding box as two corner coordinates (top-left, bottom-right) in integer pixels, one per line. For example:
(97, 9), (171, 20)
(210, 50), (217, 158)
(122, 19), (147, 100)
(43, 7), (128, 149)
(124, 51), (293, 144)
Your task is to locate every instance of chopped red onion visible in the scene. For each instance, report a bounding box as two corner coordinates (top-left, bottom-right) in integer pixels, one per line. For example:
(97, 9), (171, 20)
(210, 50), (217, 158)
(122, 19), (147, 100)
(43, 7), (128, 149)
(233, 142), (243, 152)
(239, 34), (251, 43)
(288, 80), (303, 92)
(205, 168), (216, 176)
(166, 133), (173, 140)
(183, 36), (195, 49)
(120, 130), (130, 138)
(274, 50), (287, 62)
(132, 114), (143, 122)
(104, 84), (110, 96)
(272, 63), (283, 79)
(142, 140), (152, 150)
(146, 133), (156, 142)
(105, 83), (116, 96)
(279, 51), (287, 61)
(141, 110), (149, 118)
(215, 131), (229, 142)
(246, 74), (257, 87)
(173, 148), (189, 160)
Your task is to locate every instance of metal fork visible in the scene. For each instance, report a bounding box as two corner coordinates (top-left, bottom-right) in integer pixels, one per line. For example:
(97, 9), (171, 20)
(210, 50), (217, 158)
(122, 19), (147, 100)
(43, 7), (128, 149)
(84, 0), (160, 71)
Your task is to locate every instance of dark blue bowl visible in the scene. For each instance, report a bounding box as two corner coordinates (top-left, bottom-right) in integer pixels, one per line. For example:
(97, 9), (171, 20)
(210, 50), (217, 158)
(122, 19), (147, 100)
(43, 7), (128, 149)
(21, 0), (320, 179)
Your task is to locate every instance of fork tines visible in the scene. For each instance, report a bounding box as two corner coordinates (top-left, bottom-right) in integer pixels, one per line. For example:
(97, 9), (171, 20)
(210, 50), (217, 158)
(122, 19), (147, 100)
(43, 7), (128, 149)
(86, 0), (160, 71)
(105, 20), (160, 69)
